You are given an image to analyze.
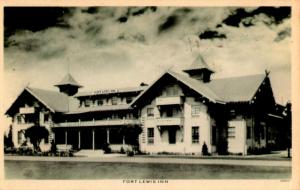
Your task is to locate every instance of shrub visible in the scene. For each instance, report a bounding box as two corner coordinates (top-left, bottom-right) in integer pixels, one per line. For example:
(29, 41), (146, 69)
(126, 150), (134, 157)
(120, 147), (125, 154)
(201, 142), (210, 156)
(102, 143), (111, 154)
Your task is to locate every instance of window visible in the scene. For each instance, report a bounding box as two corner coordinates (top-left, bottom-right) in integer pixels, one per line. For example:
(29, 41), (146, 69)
(17, 115), (22, 124)
(112, 97), (118, 105)
(84, 99), (91, 107)
(147, 108), (154, 117)
(147, 128), (154, 144)
(191, 105), (201, 116)
(126, 97), (133, 104)
(192, 126), (199, 144)
(228, 126), (235, 138)
(247, 126), (251, 139)
(96, 99), (103, 106)
(165, 86), (178, 96)
(44, 114), (49, 123)
(166, 109), (173, 117)
(169, 128), (177, 144)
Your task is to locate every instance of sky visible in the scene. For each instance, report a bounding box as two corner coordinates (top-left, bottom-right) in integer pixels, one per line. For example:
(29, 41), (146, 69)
(2, 6), (291, 118)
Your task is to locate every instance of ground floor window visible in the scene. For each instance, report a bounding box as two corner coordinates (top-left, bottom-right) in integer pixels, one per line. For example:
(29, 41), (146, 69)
(228, 126), (235, 138)
(192, 126), (199, 144)
(147, 128), (154, 144)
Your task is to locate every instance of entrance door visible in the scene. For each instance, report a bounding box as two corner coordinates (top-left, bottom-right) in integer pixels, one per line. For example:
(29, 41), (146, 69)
(168, 128), (176, 144)
(95, 128), (107, 149)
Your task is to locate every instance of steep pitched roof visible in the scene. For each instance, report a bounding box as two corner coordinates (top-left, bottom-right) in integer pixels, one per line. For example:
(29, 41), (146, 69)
(26, 87), (71, 112)
(54, 73), (82, 87)
(167, 71), (220, 102)
(130, 70), (222, 107)
(207, 74), (266, 102)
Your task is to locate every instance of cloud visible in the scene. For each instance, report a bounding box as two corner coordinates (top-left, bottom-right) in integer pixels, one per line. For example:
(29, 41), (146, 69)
(221, 7), (291, 27)
(199, 30), (226, 40)
(3, 7), (291, 108)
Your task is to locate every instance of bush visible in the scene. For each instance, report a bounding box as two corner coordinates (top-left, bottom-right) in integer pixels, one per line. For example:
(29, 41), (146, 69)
(126, 150), (134, 157)
(120, 147), (125, 154)
(102, 143), (111, 154)
(201, 142), (210, 156)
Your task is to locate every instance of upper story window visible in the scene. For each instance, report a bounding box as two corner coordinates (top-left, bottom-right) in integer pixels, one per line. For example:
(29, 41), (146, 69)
(126, 97), (133, 104)
(112, 96), (118, 105)
(96, 99), (103, 106)
(44, 114), (49, 123)
(84, 99), (91, 107)
(165, 86), (179, 96)
(17, 115), (22, 124)
(191, 105), (201, 116)
(147, 108), (154, 117)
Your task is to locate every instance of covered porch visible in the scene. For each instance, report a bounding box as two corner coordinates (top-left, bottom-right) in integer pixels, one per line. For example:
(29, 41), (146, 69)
(52, 125), (141, 152)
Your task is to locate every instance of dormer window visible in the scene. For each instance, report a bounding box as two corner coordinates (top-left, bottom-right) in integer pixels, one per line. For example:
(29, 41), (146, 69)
(126, 97), (133, 104)
(96, 99), (103, 106)
(84, 99), (91, 107)
(112, 96), (118, 105)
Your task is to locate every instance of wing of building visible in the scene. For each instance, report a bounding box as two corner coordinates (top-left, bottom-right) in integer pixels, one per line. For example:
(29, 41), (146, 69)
(5, 55), (285, 155)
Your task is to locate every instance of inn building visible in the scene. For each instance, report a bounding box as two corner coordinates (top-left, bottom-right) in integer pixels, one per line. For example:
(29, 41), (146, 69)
(5, 55), (284, 155)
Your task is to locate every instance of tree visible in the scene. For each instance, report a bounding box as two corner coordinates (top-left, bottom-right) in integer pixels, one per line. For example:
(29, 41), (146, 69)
(4, 125), (14, 148)
(24, 125), (49, 151)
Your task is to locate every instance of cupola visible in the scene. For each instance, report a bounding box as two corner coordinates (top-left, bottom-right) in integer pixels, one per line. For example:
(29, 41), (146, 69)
(54, 73), (82, 96)
(183, 54), (214, 83)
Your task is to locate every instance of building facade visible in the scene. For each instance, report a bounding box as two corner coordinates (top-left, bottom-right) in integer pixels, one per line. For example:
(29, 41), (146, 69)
(5, 55), (284, 155)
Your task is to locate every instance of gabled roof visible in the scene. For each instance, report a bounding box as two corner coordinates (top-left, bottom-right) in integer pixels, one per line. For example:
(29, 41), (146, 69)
(130, 70), (222, 107)
(5, 87), (72, 115)
(130, 70), (268, 106)
(183, 54), (214, 73)
(26, 87), (71, 112)
(54, 73), (82, 87)
(167, 71), (221, 102)
(207, 74), (266, 102)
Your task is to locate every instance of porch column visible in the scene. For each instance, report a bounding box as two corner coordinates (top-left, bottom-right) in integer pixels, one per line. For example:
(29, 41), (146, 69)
(122, 135), (125, 146)
(92, 129), (95, 150)
(106, 128), (110, 144)
(78, 131), (81, 149)
(65, 130), (68, 145)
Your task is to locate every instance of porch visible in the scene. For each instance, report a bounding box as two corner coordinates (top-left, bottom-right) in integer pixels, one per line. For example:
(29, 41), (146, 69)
(52, 126), (140, 152)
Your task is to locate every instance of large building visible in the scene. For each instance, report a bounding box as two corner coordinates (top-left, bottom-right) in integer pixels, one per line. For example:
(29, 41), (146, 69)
(5, 55), (284, 155)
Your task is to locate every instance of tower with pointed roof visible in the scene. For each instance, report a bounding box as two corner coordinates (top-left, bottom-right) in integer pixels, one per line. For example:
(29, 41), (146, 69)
(183, 54), (214, 83)
(54, 73), (82, 96)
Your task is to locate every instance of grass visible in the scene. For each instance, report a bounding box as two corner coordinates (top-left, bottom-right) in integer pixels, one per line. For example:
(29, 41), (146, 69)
(5, 160), (291, 179)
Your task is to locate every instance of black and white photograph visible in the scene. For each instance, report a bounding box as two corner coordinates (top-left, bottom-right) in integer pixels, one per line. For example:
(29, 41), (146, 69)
(1, 3), (296, 189)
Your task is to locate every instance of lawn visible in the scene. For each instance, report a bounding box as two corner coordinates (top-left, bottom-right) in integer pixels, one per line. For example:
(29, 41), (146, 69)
(5, 160), (291, 179)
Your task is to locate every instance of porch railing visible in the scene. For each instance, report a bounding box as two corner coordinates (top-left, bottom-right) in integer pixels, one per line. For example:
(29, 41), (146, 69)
(53, 118), (140, 127)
